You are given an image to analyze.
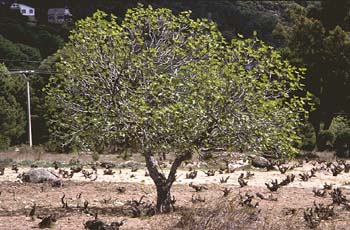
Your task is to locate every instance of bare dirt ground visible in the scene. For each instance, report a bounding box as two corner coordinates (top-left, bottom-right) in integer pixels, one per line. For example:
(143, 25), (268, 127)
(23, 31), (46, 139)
(1, 151), (350, 229)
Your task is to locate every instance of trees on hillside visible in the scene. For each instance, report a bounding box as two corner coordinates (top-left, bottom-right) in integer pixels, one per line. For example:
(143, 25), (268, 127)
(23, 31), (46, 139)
(0, 35), (41, 69)
(18, 0), (296, 46)
(274, 4), (350, 138)
(0, 1), (346, 151)
(0, 8), (65, 59)
(319, 0), (350, 30)
(0, 63), (26, 149)
(46, 5), (310, 212)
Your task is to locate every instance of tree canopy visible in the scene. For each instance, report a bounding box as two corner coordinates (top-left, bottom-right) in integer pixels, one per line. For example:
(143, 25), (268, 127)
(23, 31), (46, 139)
(46, 5), (310, 212)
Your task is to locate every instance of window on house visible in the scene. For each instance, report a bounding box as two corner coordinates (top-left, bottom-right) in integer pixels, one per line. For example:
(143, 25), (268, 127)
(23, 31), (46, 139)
(21, 9), (26, 14)
(29, 9), (33, 14)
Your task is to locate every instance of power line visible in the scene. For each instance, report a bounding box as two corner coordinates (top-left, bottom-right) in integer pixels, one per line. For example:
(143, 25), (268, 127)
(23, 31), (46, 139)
(0, 58), (45, 63)
(0, 58), (58, 64)
(8, 69), (62, 74)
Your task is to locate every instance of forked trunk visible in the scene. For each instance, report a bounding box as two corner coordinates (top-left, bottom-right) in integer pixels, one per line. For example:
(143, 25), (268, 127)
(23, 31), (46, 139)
(143, 150), (191, 213)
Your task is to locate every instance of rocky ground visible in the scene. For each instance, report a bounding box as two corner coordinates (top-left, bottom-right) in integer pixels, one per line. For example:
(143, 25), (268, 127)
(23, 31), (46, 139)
(0, 151), (350, 229)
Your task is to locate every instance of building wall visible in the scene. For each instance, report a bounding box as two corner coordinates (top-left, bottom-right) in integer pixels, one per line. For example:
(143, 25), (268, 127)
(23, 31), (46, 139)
(10, 3), (35, 16)
(48, 9), (72, 24)
(20, 5), (35, 16)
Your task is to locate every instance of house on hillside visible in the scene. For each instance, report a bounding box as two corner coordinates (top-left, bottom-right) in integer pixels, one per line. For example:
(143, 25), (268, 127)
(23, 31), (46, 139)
(10, 3), (35, 16)
(0, 0), (12, 5)
(48, 7), (72, 24)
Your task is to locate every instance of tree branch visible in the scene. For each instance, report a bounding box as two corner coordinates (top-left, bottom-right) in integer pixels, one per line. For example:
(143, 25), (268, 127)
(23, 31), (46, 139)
(166, 150), (192, 187)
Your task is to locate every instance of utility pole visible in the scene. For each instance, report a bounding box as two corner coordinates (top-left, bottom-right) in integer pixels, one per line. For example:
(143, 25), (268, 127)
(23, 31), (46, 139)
(14, 70), (35, 147)
(7, 70), (60, 148)
(24, 73), (33, 147)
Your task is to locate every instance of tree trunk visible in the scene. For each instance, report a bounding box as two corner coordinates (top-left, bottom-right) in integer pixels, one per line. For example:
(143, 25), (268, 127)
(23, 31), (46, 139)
(310, 111), (321, 151)
(323, 113), (334, 130)
(143, 150), (191, 213)
(310, 111), (321, 137)
(156, 184), (172, 213)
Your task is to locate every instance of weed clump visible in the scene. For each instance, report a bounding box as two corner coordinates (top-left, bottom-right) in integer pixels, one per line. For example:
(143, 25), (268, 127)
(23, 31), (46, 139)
(176, 196), (262, 230)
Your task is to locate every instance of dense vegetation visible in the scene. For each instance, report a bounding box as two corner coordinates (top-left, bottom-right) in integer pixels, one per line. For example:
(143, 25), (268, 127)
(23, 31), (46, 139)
(0, 0), (349, 155)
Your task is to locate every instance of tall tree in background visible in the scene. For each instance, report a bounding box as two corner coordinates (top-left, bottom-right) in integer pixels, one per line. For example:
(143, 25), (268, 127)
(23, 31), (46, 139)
(47, 5), (310, 212)
(274, 4), (350, 137)
(320, 0), (350, 30)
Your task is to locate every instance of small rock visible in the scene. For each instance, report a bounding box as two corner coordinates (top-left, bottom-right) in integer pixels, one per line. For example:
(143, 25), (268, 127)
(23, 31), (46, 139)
(100, 162), (116, 169)
(251, 156), (271, 168)
(227, 163), (240, 172)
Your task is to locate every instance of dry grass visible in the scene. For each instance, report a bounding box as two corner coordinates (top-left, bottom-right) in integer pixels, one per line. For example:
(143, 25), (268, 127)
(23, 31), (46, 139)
(174, 195), (305, 230)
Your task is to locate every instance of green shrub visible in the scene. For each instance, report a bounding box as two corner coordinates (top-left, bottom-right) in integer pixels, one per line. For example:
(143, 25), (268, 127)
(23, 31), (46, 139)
(45, 139), (80, 153)
(329, 116), (350, 135)
(18, 144), (34, 154)
(0, 135), (10, 151)
(335, 129), (350, 157)
(69, 157), (81, 166)
(317, 130), (335, 151)
(44, 140), (60, 153)
(301, 139), (315, 151)
(92, 152), (100, 162)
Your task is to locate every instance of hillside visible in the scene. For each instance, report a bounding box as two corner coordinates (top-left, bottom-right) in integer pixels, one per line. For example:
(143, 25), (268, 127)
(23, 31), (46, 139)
(1, 1), (349, 155)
